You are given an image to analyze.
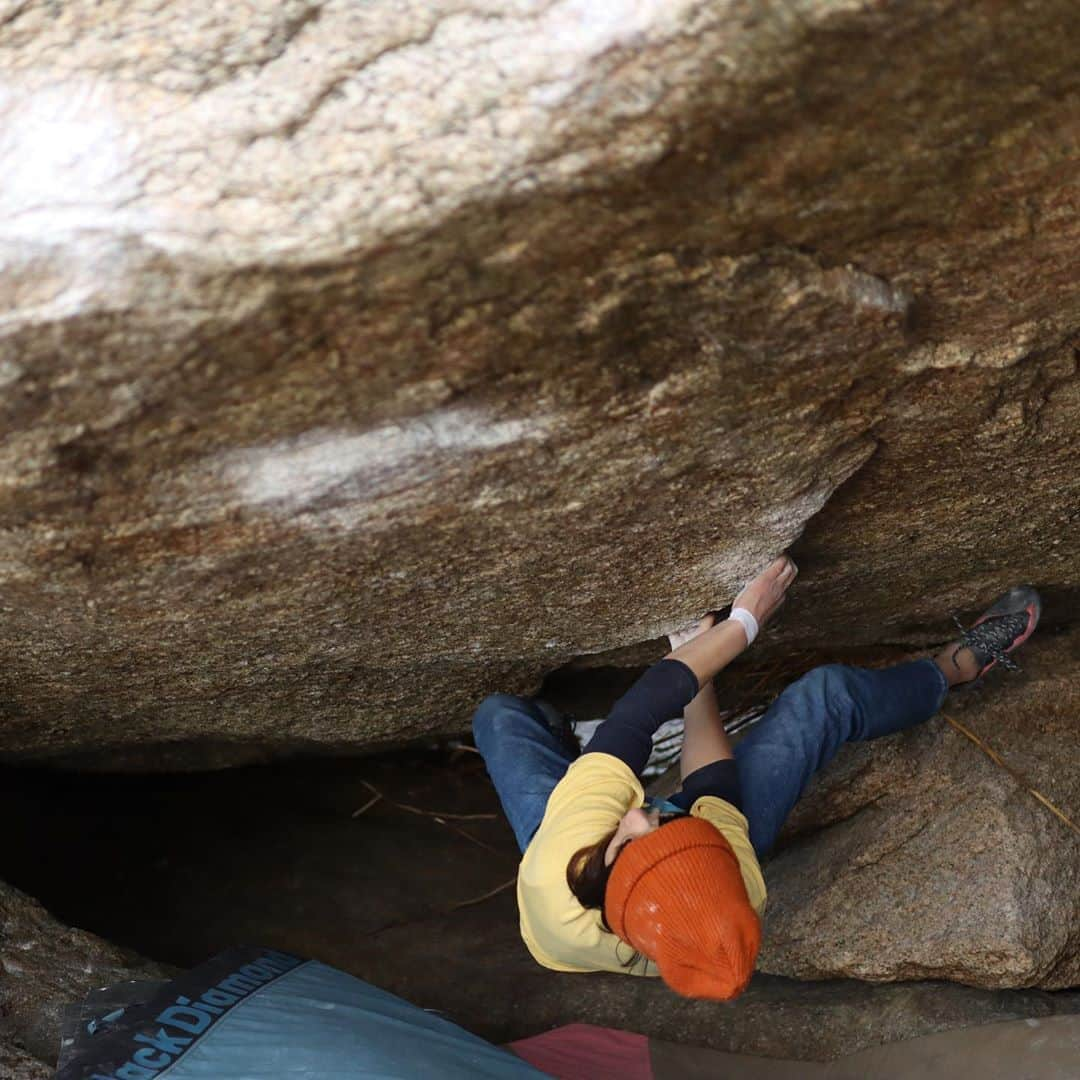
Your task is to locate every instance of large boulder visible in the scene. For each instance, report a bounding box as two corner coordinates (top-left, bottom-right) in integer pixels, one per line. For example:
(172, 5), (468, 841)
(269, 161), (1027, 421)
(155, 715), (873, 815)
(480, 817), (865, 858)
(759, 628), (1080, 989)
(1, 0), (1078, 768)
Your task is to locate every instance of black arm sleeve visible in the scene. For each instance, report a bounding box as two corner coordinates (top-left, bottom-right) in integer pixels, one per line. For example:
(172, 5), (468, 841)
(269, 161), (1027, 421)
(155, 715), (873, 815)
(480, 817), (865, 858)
(668, 759), (743, 812)
(584, 658), (699, 776)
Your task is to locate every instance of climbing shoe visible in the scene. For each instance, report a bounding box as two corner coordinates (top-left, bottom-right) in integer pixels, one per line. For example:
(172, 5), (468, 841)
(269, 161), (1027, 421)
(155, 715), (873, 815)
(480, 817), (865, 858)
(952, 585), (1041, 678)
(536, 700), (582, 760)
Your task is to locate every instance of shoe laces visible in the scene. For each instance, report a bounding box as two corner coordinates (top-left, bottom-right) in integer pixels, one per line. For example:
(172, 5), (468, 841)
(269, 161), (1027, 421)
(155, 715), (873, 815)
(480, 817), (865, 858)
(951, 611), (1028, 673)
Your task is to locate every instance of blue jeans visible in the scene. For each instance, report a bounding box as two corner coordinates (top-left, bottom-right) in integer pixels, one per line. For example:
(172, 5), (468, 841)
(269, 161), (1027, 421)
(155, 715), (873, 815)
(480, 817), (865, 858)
(472, 659), (948, 856)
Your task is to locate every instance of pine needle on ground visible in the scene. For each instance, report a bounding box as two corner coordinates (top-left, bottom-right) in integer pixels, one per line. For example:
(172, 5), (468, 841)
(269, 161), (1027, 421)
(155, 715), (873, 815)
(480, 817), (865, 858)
(942, 713), (1080, 839)
(354, 779), (496, 821)
(352, 779), (510, 859)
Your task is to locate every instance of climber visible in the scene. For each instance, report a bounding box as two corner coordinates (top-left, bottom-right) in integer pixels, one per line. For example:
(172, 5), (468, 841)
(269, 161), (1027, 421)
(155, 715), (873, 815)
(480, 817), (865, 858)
(471, 557), (1041, 1000)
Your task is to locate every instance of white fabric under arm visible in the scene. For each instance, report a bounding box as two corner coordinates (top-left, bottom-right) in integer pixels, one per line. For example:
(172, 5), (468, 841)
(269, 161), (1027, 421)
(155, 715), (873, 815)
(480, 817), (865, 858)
(727, 606), (759, 646)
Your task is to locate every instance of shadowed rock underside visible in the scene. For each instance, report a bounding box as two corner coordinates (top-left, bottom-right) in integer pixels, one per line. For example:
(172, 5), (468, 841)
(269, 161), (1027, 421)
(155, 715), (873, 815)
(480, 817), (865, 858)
(1, 0), (1077, 766)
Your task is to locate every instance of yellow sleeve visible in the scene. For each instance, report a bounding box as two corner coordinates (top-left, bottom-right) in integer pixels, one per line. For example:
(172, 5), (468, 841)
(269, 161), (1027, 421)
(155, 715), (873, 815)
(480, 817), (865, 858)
(690, 796), (768, 915)
(517, 753), (659, 975)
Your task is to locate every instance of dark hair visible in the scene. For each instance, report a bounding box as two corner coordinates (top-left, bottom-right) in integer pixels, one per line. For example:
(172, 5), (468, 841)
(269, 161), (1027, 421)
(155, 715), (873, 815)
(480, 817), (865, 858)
(565, 826), (620, 930)
(566, 826), (646, 970)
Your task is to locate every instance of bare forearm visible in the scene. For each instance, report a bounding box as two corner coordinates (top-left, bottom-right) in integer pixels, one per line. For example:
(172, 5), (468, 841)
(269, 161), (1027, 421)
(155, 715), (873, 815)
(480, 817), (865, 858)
(680, 679), (734, 779)
(667, 620), (746, 686)
(664, 554), (797, 788)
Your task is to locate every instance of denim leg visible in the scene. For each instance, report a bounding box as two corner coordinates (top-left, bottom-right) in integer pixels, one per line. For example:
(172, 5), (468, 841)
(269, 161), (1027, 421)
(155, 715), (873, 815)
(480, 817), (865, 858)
(735, 658), (949, 858)
(472, 693), (580, 853)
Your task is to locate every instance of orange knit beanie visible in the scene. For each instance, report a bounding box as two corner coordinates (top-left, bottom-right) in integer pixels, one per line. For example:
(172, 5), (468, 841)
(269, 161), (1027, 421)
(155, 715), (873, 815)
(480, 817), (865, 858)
(604, 816), (761, 1000)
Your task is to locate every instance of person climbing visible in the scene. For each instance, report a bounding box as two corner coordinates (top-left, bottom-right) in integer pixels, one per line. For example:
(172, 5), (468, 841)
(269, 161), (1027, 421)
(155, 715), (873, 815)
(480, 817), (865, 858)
(472, 556), (1041, 1000)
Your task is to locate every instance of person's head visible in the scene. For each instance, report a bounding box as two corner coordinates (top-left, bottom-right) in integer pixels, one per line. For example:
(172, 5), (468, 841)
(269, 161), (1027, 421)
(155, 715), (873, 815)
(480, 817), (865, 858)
(564, 806), (668, 926)
(566, 811), (761, 999)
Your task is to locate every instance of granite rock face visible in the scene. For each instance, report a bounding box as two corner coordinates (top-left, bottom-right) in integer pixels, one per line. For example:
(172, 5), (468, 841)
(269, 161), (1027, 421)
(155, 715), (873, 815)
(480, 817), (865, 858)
(0, 880), (169, 1066)
(0, 0), (1077, 768)
(759, 628), (1080, 990)
(0, 1037), (50, 1080)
